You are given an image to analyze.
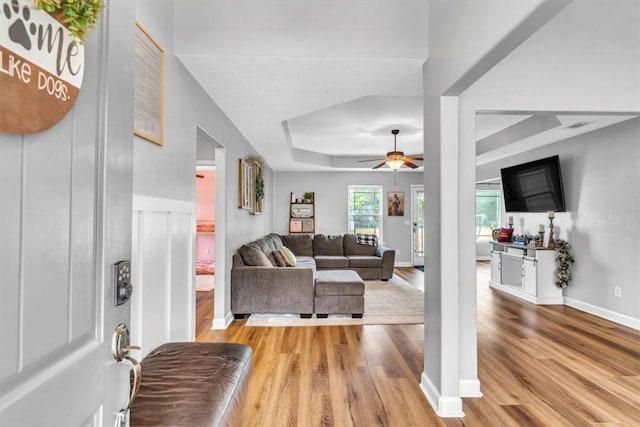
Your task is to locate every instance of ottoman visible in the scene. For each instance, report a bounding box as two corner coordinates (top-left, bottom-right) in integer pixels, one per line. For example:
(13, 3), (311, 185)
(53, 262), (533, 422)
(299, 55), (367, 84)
(314, 270), (365, 318)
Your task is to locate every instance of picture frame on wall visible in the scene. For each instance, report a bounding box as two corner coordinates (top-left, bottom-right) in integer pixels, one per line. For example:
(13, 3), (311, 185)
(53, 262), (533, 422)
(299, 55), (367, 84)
(387, 191), (405, 216)
(134, 22), (165, 146)
(238, 159), (253, 210)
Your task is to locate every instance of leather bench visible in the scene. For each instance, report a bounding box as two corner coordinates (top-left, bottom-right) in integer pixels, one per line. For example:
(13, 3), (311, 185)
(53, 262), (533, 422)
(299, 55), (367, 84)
(130, 342), (253, 427)
(314, 270), (365, 318)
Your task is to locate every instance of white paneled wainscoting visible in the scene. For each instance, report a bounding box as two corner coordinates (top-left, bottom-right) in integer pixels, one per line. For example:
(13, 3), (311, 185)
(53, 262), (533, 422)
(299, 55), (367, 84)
(131, 195), (196, 359)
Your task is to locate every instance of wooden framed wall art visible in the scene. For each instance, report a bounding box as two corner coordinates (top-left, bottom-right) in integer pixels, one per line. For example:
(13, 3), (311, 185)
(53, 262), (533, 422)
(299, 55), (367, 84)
(238, 159), (253, 210)
(134, 22), (164, 146)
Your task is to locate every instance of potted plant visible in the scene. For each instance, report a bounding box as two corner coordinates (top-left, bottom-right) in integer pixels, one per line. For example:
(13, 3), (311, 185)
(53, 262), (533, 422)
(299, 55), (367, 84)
(303, 192), (314, 203)
(36, 0), (105, 41)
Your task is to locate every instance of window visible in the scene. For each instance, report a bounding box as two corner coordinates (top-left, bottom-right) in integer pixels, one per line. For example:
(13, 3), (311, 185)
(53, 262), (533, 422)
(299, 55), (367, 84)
(348, 186), (383, 240)
(476, 190), (501, 241)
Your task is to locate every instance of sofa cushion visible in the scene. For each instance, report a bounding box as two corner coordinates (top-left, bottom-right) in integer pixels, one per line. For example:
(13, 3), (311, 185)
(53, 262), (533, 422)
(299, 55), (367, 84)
(314, 255), (349, 269)
(281, 234), (313, 257)
(255, 236), (276, 254)
(271, 250), (287, 267)
(295, 256), (317, 270)
(343, 234), (377, 256)
(239, 243), (272, 266)
(267, 233), (283, 250)
(347, 255), (382, 268)
(279, 246), (297, 266)
(313, 234), (344, 256)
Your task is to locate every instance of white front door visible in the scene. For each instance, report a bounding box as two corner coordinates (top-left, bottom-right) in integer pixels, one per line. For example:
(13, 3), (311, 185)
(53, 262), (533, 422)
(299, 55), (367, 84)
(0, 3), (135, 425)
(411, 185), (425, 266)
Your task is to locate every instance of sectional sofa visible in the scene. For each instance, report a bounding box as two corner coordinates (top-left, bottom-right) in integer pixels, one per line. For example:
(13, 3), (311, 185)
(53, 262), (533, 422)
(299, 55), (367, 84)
(231, 233), (395, 317)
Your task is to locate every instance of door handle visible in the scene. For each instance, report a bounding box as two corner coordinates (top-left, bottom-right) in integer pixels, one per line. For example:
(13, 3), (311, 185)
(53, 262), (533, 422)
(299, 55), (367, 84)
(112, 324), (142, 411)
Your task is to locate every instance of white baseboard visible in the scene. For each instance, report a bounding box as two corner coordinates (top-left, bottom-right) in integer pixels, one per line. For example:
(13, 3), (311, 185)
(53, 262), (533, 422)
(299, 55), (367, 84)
(459, 379), (483, 398)
(420, 373), (465, 418)
(564, 297), (640, 331)
(476, 256), (491, 261)
(394, 261), (413, 267)
(212, 312), (234, 330)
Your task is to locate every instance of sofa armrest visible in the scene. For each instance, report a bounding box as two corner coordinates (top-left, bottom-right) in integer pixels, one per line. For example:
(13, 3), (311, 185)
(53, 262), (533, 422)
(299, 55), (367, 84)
(231, 266), (315, 314)
(376, 245), (395, 280)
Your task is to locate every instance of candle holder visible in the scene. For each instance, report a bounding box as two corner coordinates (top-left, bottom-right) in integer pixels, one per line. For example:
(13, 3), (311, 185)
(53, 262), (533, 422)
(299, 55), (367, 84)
(547, 217), (555, 249)
(537, 231), (545, 247)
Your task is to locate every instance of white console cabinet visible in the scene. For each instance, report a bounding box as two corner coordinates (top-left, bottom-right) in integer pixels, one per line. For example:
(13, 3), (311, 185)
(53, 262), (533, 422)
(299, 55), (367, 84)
(488, 241), (563, 305)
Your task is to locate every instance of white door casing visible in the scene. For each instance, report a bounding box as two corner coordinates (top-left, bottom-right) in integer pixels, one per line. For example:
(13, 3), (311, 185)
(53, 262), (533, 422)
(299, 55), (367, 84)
(0, 2), (136, 425)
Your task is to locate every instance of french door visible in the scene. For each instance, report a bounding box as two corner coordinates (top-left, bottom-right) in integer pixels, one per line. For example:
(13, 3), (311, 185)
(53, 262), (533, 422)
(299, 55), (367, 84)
(411, 185), (425, 266)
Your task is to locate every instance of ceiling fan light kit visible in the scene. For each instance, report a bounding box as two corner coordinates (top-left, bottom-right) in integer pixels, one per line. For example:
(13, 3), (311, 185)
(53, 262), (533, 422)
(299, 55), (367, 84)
(359, 129), (423, 171)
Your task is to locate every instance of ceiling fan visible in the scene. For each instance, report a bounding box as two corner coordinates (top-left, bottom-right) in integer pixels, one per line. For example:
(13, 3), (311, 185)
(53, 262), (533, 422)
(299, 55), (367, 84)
(358, 129), (423, 170)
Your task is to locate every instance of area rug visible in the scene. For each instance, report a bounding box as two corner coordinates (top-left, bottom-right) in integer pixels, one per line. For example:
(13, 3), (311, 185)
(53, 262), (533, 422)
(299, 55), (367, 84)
(195, 274), (214, 291)
(245, 275), (424, 327)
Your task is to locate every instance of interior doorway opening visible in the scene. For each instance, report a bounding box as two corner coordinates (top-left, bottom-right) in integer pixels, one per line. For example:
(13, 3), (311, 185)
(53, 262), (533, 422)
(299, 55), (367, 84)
(195, 166), (216, 291)
(195, 127), (226, 330)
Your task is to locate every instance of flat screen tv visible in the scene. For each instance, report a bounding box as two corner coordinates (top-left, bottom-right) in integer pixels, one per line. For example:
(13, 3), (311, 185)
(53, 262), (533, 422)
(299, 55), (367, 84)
(500, 155), (566, 212)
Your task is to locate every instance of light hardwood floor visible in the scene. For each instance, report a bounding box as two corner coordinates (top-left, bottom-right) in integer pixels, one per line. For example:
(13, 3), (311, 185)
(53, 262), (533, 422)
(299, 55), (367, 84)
(196, 264), (640, 426)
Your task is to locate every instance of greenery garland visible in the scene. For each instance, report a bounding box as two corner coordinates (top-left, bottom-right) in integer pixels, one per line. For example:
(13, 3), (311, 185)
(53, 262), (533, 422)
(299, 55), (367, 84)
(245, 156), (265, 203)
(554, 239), (575, 288)
(36, 0), (104, 41)
(255, 174), (264, 202)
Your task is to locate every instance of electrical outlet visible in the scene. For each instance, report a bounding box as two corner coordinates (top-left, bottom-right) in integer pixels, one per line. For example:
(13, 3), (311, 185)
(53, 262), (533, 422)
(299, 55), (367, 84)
(614, 286), (622, 298)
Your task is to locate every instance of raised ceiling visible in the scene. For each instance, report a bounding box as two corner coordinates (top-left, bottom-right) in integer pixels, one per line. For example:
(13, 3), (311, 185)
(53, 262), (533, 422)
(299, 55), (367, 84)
(174, 1), (639, 171)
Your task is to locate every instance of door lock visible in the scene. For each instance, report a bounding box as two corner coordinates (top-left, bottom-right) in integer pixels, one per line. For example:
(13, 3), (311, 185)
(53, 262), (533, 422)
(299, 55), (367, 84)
(113, 260), (133, 305)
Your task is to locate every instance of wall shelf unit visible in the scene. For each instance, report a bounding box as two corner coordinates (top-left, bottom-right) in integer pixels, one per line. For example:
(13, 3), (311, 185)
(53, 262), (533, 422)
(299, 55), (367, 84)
(489, 241), (563, 305)
(289, 192), (315, 234)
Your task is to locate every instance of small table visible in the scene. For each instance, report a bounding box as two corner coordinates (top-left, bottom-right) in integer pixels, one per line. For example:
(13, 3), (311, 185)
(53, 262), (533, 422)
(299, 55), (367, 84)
(314, 270), (365, 318)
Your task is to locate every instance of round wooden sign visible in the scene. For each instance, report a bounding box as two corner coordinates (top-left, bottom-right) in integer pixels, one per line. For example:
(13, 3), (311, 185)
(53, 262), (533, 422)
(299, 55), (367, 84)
(0, 0), (84, 134)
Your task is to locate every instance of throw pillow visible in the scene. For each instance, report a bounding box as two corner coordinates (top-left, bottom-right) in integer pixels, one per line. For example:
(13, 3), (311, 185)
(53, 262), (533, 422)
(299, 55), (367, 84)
(279, 246), (297, 267)
(271, 250), (287, 267)
(238, 244), (272, 266)
(497, 227), (514, 242)
(356, 233), (377, 246)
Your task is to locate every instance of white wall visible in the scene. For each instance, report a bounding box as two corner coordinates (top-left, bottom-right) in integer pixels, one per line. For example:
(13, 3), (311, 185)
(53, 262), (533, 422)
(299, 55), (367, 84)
(476, 118), (640, 323)
(132, 1), (274, 346)
(463, 0), (640, 329)
(273, 171), (423, 264)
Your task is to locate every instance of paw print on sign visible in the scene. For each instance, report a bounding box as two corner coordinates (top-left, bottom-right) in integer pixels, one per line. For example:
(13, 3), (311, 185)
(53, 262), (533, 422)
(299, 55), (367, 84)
(2, 0), (33, 50)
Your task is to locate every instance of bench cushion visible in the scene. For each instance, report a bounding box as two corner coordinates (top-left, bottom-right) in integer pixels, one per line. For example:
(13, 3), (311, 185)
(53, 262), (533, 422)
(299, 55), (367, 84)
(130, 342), (253, 427)
(347, 255), (382, 268)
(314, 255), (349, 269)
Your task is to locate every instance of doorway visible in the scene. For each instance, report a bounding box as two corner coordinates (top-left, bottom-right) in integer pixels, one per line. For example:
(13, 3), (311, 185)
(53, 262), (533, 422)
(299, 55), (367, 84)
(411, 184), (425, 266)
(195, 127), (227, 330)
(195, 166), (216, 292)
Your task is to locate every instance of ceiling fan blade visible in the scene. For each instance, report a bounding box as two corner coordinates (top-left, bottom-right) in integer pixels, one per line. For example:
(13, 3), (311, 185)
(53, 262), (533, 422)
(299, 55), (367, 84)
(403, 161), (419, 169)
(357, 158), (387, 162)
(372, 161), (388, 169)
(405, 156), (423, 161)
